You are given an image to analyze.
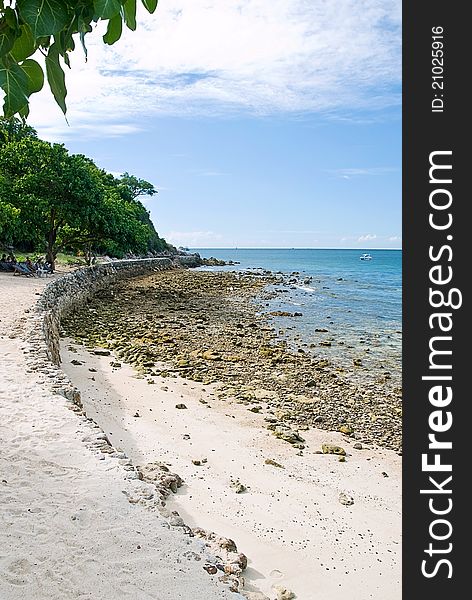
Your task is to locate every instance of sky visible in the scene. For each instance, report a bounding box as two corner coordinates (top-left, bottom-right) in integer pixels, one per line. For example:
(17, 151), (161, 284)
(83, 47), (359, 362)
(27, 0), (402, 249)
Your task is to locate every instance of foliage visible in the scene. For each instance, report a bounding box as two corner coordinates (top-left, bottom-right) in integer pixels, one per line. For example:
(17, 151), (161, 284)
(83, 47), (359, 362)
(0, 0), (159, 118)
(0, 126), (168, 263)
(0, 115), (37, 144)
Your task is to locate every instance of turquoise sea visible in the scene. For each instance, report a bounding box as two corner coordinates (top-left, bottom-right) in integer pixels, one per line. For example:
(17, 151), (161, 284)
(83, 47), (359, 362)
(192, 248), (402, 387)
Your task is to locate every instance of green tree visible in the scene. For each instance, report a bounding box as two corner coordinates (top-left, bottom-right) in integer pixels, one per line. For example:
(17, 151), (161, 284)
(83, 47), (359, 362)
(0, 0), (159, 118)
(0, 137), (104, 266)
(0, 115), (37, 145)
(117, 172), (157, 201)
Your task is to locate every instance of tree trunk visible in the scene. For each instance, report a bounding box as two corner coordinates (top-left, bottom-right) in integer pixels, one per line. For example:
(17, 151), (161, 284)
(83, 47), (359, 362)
(46, 227), (57, 271)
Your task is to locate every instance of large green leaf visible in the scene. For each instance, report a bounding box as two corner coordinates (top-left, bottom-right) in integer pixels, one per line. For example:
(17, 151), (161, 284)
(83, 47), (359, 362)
(93, 0), (122, 20)
(45, 43), (67, 114)
(11, 25), (36, 62)
(142, 0), (158, 14)
(21, 59), (44, 95)
(103, 14), (122, 45)
(17, 0), (70, 38)
(0, 62), (29, 117)
(0, 25), (16, 58)
(123, 0), (137, 31)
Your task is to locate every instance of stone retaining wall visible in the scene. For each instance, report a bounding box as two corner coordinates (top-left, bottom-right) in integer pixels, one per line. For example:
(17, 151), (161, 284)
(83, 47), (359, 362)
(23, 255), (201, 406)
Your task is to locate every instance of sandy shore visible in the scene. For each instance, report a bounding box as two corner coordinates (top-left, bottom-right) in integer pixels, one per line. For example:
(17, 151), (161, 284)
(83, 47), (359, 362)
(60, 270), (402, 600)
(0, 272), (243, 600)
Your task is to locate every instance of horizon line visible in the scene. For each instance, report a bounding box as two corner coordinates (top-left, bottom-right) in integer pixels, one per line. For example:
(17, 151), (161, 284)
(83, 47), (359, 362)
(187, 246), (402, 251)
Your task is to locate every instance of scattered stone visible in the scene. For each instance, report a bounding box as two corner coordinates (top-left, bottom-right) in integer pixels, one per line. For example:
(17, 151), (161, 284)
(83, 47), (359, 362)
(274, 585), (296, 600)
(175, 403), (187, 409)
(61, 269), (402, 454)
(230, 478), (247, 494)
(70, 359), (83, 365)
(338, 492), (354, 506)
(204, 565), (218, 575)
(353, 442), (363, 450)
(92, 348), (110, 356)
(339, 424), (354, 435)
(192, 459), (201, 466)
(264, 458), (284, 469)
(322, 443), (346, 456)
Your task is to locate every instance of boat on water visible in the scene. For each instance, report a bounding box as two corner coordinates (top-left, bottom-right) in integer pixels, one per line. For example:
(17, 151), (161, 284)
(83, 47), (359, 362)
(360, 253), (373, 261)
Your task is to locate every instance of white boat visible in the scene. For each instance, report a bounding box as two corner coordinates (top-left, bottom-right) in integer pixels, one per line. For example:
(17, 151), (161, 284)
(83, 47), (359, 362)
(360, 253), (373, 261)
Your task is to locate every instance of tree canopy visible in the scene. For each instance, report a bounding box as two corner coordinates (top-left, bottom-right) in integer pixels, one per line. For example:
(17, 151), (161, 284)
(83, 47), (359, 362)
(0, 0), (158, 118)
(0, 117), (169, 265)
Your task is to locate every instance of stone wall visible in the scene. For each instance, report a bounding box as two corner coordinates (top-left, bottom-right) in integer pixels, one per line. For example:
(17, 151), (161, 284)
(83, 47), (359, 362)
(23, 256), (201, 406)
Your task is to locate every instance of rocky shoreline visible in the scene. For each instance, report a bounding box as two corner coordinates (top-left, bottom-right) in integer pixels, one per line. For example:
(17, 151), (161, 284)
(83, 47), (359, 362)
(61, 269), (402, 453)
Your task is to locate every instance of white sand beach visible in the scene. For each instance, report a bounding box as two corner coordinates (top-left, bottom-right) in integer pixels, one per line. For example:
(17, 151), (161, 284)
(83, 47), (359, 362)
(0, 273), (243, 600)
(0, 271), (401, 600)
(61, 340), (402, 600)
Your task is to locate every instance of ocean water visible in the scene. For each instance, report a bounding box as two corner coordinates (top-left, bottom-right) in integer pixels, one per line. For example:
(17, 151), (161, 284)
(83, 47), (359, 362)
(192, 248), (402, 387)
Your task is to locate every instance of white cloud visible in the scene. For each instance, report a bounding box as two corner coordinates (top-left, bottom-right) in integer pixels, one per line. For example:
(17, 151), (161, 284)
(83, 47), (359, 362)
(329, 167), (398, 179)
(26, 0), (401, 140)
(358, 233), (377, 242)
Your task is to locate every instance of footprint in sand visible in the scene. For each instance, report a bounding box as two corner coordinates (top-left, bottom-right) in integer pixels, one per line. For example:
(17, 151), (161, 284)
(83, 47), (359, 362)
(270, 569), (284, 579)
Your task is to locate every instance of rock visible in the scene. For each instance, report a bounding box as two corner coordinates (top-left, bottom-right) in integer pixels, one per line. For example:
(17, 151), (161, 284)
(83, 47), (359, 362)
(233, 552), (248, 570)
(204, 565), (218, 575)
(92, 348), (110, 356)
(315, 328), (328, 332)
(338, 492), (354, 506)
(245, 593), (270, 600)
(192, 459), (201, 466)
(169, 514), (185, 527)
(70, 359), (83, 365)
(339, 424), (354, 435)
(264, 458), (284, 469)
(338, 456), (346, 462)
(274, 585), (296, 600)
(202, 350), (221, 361)
(230, 478), (247, 493)
(353, 358), (363, 366)
(224, 563), (242, 575)
(175, 403), (187, 409)
(322, 443), (346, 456)
(353, 442), (363, 450)
(274, 428), (305, 445)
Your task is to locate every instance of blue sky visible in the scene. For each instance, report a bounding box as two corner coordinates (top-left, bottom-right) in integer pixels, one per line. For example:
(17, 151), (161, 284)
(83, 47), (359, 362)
(28, 0), (402, 249)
